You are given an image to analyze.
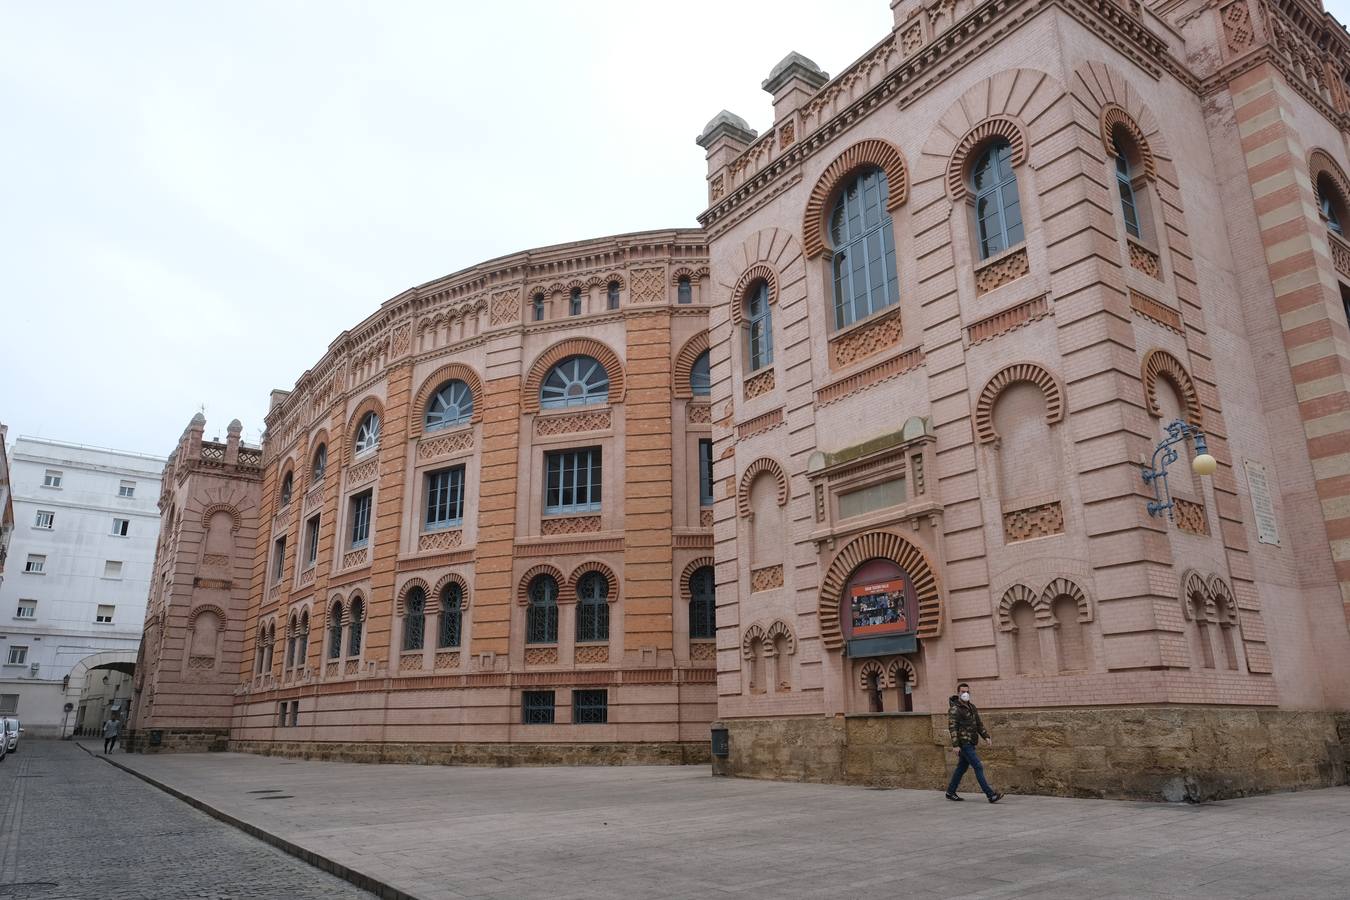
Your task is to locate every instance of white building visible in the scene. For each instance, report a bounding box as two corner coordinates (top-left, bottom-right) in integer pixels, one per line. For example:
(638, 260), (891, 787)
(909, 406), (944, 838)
(0, 436), (162, 736)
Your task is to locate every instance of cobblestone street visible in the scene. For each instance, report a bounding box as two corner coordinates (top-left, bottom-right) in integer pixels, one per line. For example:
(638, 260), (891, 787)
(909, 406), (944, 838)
(0, 741), (372, 900)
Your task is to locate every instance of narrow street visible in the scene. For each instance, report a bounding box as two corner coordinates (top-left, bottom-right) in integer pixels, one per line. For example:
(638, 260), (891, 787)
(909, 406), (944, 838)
(0, 740), (372, 900)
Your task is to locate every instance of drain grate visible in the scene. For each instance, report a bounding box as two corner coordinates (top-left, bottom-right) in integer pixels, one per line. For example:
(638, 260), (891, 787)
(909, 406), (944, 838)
(256, 794), (295, 800)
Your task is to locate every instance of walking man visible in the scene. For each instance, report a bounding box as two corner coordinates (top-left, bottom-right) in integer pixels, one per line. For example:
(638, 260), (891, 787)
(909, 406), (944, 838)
(945, 682), (1003, 803)
(102, 716), (120, 754)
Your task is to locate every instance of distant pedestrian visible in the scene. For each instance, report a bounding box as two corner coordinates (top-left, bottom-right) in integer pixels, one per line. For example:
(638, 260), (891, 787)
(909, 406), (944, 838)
(944, 682), (1003, 803)
(102, 717), (120, 754)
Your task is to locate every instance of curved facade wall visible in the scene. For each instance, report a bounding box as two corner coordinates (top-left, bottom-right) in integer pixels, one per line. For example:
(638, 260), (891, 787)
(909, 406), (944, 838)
(234, 230), (715, 758)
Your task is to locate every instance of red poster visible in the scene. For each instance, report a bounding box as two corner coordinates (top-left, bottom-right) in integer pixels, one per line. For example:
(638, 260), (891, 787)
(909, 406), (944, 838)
(849, 577), (910, 637)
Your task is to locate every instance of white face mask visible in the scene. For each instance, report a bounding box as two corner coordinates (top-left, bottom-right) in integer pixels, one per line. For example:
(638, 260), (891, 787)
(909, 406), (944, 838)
(960, 692), (971, 702)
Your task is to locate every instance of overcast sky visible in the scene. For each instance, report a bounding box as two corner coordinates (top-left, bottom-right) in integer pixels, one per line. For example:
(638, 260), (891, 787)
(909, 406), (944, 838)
(0, 0), (892, 456)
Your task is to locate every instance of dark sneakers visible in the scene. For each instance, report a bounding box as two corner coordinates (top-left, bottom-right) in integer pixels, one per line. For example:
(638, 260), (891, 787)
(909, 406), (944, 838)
(988, 792), (1004, 803)
(944, 792), (964, 801)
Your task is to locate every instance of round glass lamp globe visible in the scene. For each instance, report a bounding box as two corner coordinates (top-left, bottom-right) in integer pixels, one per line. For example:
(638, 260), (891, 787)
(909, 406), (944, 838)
(1192, 453), (1218, 477)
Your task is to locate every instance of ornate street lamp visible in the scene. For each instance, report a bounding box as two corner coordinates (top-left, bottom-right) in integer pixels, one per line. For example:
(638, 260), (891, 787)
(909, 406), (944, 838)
(1141, 418), (1217, 519)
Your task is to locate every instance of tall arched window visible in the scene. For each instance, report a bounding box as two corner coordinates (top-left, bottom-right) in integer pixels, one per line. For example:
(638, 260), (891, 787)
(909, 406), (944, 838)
(439, 582), (463, 648)
(354, 412), (381, 456)
(677, 276), (693, 304)
(690, 350), (711, 397)
(576, 572), (609, 642)
(328, 601), (343, 659)
(264, 622), (275, 671)
(972, 139), (1024, 259)
(689, 566), (715, 639)
(255, 625), (267, 674)
(1051, 595), (1086, 673)
(830, 167), (899, 328)
(607, 281), (620, 310)
(348, 596), (365, 656)
(312, 443), (327, 481)
(279, 471), (293, 507)
(298, 611), (309, 668)
(1114, 136), (1141, 239)
(533, 292), (546, 321)
(403, 587), (426, 651)
(569, 287), (582, 316)
(526, 575), (559, 644)
(285, 615), (298, 668)
(540, 356), (609, 409)
(425, 380), (473, 431)
(1317, 173), (1346, 236)
(1011, 600), (1041, 675)
(744, 282), (773, 371)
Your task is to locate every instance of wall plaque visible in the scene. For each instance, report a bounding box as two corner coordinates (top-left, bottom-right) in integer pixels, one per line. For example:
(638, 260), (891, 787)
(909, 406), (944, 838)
(1244, 459), (1279, 546)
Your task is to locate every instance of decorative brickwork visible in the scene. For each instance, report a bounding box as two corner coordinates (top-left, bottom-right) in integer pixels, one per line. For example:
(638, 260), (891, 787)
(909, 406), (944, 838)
(802, 139), (908, 259)
(347, 458), (378, 486)
(187, 656), (215, 670)
(297, 566), (315, 587)
(1174, 498), (1209, 535)
(1002, 501), (1066, 543)
(525, 647), (558, 665)
(416, 429), (474, 461)
(729, 264), (779, 326)
(819, 531), (941, 648)
(489, 288), (521, 326)
(434, 651), (460, 670)
(815, 347), (924, 406)
(409, 363), (486, 436)
(1128, 239), (1162, 278)
(535, 409), (612, 436)
(399, 652), (423, 671)
(828, 307), (903, 369)
(737, 458), (789, 518)
(1221, 1), (1255, 55)
(744, 367), (775, 398)
(973, 246), (1029, 295)
(575, 644), (609, 664)
(687, 403), (711, 423)
(1129, 290), (1183, 331)
(1141, 349), (1203, 426)
(736, 408), (784, 440)
(974, 363), (1064, 443)
(630, 266), (667, 304)
(690, 642), (716, 662)
(1100, 105), (1157, 180)
(673, 332), (710, 399)
(700, 508), (713, 527)
(342, 548), (368, 569)
(326, 662), (338, 678)
(965, 294), (1049, 345)
(946, 116), (1028, 201)
(417, 530), (463, 552)
(1329, 232), (1350, 280)
(750, 564), (784, 592)
(541, 515), (601, 535)
(521, 338), (626, 414)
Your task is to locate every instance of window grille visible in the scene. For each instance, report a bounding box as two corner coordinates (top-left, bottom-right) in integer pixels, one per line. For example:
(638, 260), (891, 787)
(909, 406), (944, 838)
(698, 439), (714, 507)
(575, 572), (610, 643)
(545, 448), (602, 514)
(526, 575), (559, 644)
(328, 603), (344, 659)
(830, 167), (899, 328)
(540, 356), (609, 409)
(522, 690), (555, 724)
(403, 587), (426, 651)
(425, 380), (473, 431)
(689, 566), (716, 639)
(439, 583), (463, 648)
(972, 139), (1024, 259)
(745, 282), (773, 371)
(348, 598), (365, 656)
(425, 467), (465, 529)
(349, 491), (372, 548)
(572, 689), (608, 724)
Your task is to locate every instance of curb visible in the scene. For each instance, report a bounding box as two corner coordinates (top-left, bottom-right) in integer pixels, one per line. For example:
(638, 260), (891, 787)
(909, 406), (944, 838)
(78, 742), (414, 900)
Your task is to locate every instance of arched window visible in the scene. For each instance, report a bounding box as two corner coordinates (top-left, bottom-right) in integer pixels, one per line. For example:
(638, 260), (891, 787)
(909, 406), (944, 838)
(540, 355), (609, 409)
(744, 282), (773, 371)
(689, 566), (715, 640)
(1317, 173), (1345, 236)
(424, 380), (473, 432)
(526, 575), (559, 644)
(607, 280), (621, 310)
(285, 615), (298, 668)
(312, 443), (327, 481)
(829, 167), (899, 328)
(1114, 136), (1141, 239)
(264, 622), (275, 671)
(1011, 601), (1041, 675)
(279, 471), (293, 507)
(328, 602), (343, 660)
(576, 572), (609, 643)
(972, 139), (1024, 260)
(403, 587), (426, 651)
(439, 582), (463, 648)
(690, 350), (711, 397)
(298, 611), (309, 668)
(569, 287), (582, 316)
(255, 625), (267, 674)
(678, 276), (693, 304)
(348, 596), (365, 656)
(354, 412), (380, 456)
(1051, 595), (1086, 673)
(1213, 592), (1238, 671)
(532, 292), (546, 321)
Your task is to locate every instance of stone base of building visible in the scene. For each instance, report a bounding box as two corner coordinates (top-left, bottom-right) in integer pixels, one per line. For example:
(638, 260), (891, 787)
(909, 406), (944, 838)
(228, 739), (711, 767)
(126, 727), (231, 753)
(711, 707), (1350, 802)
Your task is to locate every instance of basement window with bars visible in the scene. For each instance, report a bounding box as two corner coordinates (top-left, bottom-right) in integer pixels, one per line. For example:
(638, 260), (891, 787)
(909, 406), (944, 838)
(572, 689), (608, 724)
(522, 690), (556, 724)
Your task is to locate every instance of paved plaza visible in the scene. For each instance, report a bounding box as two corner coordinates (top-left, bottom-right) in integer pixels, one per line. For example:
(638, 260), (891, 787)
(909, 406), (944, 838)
(31, 740), (1347, 899)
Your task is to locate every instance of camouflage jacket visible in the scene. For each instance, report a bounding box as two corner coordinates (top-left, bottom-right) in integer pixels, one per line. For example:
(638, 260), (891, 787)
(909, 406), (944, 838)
(947, 696), (989, 747)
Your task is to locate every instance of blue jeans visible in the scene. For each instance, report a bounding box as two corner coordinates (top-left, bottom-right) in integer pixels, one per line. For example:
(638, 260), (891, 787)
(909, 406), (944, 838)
(946, 743), (994, 797)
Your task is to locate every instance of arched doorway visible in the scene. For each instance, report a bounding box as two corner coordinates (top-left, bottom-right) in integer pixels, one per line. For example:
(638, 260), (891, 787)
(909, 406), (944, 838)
(62, 650), (136, 738)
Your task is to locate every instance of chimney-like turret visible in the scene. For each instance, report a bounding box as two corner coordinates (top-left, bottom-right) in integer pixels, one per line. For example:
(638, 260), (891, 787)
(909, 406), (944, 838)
(762, 51), (829, 124)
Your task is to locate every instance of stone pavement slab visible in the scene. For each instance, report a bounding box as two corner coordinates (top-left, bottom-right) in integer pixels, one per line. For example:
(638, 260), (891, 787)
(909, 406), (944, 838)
(0, 740), (373, 900)
(93, 745), (1350, 899)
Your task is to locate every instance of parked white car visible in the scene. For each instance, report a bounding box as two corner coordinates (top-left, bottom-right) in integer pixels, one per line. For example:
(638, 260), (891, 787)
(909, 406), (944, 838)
(1, 717), (21, 754)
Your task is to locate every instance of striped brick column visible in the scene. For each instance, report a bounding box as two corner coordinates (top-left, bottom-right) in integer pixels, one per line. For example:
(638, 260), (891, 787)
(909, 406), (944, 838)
(470, 373), (522, 656)
(1231, 63), (1350, 628)
(625, 309), (676, 655)
(366, 362), (412, 660)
